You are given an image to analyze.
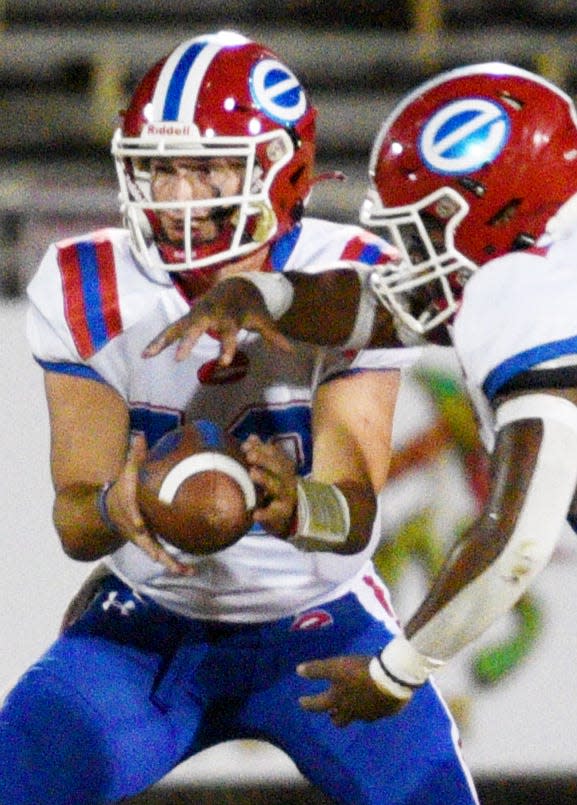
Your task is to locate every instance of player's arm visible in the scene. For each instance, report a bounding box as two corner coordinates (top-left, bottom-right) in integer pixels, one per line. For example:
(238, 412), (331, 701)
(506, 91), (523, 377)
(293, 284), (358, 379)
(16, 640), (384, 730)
(143, 268), (400, 364)
(299, 387), (577, 724)
(303, 366), (399, 553)
(389, 389), (577, 670)
(45, 371), (192, 574)
(244, 367), (399, 554)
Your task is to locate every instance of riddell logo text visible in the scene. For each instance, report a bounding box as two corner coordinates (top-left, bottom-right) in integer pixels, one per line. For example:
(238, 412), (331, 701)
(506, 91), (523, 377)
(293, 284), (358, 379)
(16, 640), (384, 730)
(143, 123), (199, 138)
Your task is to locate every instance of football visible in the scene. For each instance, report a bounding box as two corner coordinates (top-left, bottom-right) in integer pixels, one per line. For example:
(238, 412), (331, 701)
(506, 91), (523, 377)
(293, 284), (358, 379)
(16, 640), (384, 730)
(137, 421), (257, 555)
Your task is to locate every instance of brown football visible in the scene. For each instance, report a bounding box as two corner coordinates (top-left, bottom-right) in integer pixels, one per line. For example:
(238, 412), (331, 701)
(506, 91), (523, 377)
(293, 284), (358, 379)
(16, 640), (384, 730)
(137, 421), (256, 555)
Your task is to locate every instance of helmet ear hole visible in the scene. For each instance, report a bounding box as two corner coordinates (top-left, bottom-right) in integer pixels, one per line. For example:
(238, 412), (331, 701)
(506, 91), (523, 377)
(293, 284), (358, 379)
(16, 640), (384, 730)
(511, 233), (536, 250)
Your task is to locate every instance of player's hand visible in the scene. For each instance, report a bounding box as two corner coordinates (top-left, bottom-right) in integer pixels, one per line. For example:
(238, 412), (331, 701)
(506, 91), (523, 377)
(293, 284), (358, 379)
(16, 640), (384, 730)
(105, 434), (195, 575)
(142, 276), (293, 364)
(242, 434), (298, 538)
(297, 655), (408, 726)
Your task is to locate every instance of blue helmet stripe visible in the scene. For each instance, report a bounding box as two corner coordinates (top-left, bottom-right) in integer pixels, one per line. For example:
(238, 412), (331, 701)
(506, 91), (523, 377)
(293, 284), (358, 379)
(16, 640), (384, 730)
(163, 41), (208, 120)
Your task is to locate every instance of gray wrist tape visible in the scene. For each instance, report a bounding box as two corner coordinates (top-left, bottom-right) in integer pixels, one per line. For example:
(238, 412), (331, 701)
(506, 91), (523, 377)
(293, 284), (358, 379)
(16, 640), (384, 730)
(288, 478), (350, 552)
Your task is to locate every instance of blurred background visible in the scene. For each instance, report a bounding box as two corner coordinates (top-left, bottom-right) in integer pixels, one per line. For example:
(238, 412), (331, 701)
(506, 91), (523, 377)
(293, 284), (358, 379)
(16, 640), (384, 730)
(2, 2), (577, 803)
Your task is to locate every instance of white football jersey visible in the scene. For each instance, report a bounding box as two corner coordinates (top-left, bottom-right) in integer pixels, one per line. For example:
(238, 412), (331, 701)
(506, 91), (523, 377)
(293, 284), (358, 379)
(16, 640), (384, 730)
(453, 227), (577, 451)
(27, 218), (420, 622)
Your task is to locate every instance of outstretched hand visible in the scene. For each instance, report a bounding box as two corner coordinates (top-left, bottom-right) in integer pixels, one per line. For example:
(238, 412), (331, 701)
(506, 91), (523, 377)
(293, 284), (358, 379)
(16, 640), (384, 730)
(142, 276), (294, 364)
(297, 655), (408, 727)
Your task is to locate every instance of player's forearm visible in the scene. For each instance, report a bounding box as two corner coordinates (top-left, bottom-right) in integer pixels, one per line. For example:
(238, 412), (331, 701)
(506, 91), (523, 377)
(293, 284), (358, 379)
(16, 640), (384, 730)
(369, 512), (553, 700)
(279, 271), (366, 346)
(240, 269), (399, 349)
(337, 480), (378, 553)
(53, 483), (125, 561)
(370, 395), (577, 700)
(367, 519), (541, 701)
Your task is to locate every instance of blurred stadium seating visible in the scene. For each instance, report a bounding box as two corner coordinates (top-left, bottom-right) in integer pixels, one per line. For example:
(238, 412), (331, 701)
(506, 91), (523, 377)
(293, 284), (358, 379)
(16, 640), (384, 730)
(2, 0), (577, 294)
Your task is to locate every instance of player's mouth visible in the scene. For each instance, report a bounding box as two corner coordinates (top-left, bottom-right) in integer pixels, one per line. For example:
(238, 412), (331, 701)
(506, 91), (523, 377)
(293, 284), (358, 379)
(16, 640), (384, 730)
(163, 218), (219, 247)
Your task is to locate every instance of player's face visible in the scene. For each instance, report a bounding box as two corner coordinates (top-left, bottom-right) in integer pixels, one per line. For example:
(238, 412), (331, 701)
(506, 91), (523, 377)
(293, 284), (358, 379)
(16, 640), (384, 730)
(150, 157), (244, 247)
(393, 212), (459, 344)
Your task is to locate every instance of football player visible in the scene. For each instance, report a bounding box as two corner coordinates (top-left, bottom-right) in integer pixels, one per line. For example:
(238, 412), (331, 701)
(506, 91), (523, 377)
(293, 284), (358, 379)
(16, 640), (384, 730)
(0, 32), (477, 805)
(144, 62), (577, 726)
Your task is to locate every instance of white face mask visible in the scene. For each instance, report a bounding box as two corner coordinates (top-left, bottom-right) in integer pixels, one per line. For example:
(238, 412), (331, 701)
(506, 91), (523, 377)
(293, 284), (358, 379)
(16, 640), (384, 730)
(361, 186), (477, 336)
(112, 128), (295, 276)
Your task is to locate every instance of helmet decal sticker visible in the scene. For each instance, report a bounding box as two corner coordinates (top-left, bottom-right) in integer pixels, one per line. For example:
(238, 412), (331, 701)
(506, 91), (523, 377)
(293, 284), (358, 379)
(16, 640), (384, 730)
(250, 58), (307, 125)
(419, 98), (510, 175)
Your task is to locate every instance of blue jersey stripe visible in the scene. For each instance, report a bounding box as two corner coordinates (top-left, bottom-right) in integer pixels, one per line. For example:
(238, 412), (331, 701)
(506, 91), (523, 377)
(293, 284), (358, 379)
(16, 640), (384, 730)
(35, 358), (105, 383)
(163, 41), (208, 120)
(357, 243), (385, 265)
(75, 241), (110, 352)
(195, 419), (226, 449)
(269, 225), (301, 271)
(483, 335), (577, 400)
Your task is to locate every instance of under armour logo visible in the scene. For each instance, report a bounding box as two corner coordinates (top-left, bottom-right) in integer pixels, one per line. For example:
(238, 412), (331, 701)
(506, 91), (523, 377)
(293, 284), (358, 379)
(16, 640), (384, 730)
(102, 591), (136, 617)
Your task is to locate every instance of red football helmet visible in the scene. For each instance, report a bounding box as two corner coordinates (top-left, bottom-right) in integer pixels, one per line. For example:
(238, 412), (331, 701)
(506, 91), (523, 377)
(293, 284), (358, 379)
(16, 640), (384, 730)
(112, 31), (317, 278)
(360, 62), (577, 339)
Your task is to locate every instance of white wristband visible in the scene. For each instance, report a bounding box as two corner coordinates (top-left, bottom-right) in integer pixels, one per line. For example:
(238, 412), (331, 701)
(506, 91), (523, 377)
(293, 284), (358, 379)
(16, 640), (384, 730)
(368, 657), (415, 701)
(288, 478), (350, 552)
(368, 634), (444, 700)
(234, 272), (295, 320)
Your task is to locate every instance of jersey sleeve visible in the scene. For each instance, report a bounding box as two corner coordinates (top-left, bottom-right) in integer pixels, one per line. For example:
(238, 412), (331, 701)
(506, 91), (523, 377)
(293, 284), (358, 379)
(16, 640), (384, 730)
(454, 251), (577, 402)
(27, 242), (86, 365)
(26, 230), (137, 390)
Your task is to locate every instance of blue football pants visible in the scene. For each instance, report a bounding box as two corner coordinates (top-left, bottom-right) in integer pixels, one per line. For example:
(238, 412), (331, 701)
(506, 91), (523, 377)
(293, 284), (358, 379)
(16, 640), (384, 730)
(0, 575), (478, 805)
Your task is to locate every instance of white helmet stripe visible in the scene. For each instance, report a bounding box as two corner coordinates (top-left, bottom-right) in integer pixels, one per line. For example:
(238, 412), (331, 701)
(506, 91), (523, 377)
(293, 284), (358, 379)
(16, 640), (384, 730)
(152, 38), (221, 122)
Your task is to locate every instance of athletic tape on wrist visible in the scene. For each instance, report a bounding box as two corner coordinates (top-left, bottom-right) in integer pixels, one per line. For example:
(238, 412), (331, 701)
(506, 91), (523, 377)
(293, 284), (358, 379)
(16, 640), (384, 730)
(368, 635), (443, 699)
(234, 272), (295, 320)
(368, 657), (415, 701)
(287, 478), (350, 552)
(158, 452), (257, 509)
(342, 267), (378, 350)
